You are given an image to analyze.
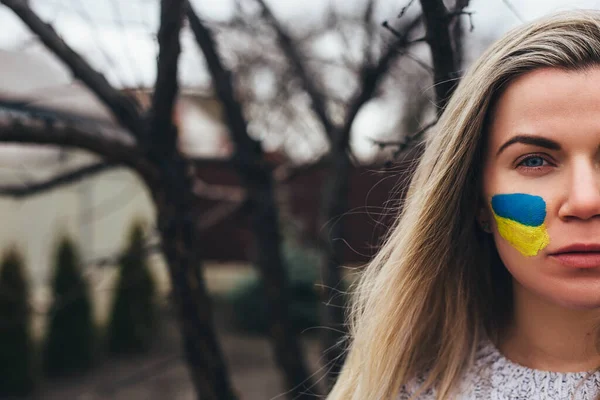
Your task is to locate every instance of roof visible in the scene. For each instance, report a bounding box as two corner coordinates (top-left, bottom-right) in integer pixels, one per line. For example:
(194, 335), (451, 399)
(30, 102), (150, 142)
(0, 49), (118, 124)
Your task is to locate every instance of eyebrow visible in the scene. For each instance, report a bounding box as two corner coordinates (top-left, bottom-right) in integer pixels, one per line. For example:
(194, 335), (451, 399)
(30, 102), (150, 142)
(496, 135), (562, 156)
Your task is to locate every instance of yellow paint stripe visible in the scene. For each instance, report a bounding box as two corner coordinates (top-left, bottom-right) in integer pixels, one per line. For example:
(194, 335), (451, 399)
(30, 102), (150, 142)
(493, 212), (549, 257)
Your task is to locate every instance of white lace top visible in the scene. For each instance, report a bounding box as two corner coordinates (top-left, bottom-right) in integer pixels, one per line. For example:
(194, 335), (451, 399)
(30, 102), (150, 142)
(399, 340), (600, 399)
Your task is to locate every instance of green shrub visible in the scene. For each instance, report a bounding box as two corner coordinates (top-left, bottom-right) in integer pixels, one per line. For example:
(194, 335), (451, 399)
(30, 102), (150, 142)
(43, 237), (95, 378)
(0, 248), (35, 397)
(107, 221), (156, 354)
(226, 242), (320, 335)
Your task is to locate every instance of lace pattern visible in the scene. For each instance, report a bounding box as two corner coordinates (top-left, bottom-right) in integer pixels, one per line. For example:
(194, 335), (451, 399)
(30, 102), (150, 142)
(398, 340), (600, 399)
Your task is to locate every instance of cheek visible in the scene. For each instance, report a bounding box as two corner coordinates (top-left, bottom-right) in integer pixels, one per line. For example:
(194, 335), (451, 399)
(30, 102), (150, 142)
(490, 193), (550, 257)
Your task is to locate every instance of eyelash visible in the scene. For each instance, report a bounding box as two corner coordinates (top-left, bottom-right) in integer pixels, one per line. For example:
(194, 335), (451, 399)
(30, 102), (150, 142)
(515, 153), (554, 170)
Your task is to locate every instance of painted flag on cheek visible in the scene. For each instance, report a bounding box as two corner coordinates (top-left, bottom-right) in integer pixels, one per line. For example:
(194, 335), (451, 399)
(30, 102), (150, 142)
(491, 193), (550, 257)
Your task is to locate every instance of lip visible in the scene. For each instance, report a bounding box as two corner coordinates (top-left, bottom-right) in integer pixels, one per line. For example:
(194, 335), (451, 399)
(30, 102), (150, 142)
(549, 244), (600, 269)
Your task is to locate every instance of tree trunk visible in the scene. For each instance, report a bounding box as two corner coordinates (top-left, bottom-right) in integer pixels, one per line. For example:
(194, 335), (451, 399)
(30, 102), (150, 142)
(185, 9), (319, 397)
(0, 1), (239, 398)
(318, 146), (352, 385)
(148, 155), (238, 400)
(419, 0), (461, 113)
(242, 158), (318, 398)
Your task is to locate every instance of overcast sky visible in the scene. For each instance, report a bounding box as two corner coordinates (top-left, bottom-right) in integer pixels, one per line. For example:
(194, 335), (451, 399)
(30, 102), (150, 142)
(1, 0), (600, 162)
(2, 0), (600, 87)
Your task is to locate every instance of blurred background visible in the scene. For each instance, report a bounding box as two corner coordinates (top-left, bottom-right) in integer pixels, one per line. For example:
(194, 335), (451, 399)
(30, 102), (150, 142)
(0, 0), (597, 399)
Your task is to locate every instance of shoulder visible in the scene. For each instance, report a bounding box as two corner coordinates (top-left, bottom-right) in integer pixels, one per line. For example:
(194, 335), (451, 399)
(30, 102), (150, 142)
(397, 340), (498, 400)
(397, 373), (435, 400)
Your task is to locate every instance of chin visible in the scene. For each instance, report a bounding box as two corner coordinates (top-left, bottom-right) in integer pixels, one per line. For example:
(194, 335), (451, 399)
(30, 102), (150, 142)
(515, 271), (600, 310)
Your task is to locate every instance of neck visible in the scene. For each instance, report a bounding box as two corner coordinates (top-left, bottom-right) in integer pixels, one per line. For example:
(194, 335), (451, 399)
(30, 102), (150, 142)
(500, 280), (600, 373)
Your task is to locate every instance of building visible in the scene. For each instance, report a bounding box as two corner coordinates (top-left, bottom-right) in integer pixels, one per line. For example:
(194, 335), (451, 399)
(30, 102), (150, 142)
(0, 48), (415, 331)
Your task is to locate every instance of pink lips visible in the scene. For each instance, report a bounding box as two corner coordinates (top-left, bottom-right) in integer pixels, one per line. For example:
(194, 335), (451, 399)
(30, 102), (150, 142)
(549, 244), (600, 269)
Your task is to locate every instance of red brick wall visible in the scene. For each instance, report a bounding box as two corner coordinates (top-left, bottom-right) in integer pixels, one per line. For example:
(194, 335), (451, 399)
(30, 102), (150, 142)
(193, 157), (416, 264)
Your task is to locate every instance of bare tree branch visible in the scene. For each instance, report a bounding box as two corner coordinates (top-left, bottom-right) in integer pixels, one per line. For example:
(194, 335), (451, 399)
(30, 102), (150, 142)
(0, 118), (157, 183)
(187, 6), (262, 163)
(254, 0), (335, 137)
(250, 2), (425, 380)
(0, 0), (144, 139)
(370, 118), (438, 152)
(147, 0), (186, 153)
(1, 1), (238, 398)
(0, 160), (249, 201)
(339, 14), (422, 147)
(147, 2), (238, 398)
(362, 0), (377, 66)
(454, 0), (471, 9)
(187, 6), (320, 397)
(418, 0), (469, 113)
(381, 20), (405, 38)
(256, 0), (421, 147)
(501, 0), (524, 22)
(0, 161), (114, 198)
(406, 36), (428, 44)
(307, 13), (422, 382)
(399, 0), (418, 18)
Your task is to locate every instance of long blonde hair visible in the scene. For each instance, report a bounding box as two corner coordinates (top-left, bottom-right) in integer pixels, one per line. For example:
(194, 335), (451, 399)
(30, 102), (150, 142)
(327, 11), (600, 400)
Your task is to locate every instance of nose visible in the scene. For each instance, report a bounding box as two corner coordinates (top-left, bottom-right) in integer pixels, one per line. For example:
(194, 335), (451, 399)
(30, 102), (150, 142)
(558, 158), (600, 220)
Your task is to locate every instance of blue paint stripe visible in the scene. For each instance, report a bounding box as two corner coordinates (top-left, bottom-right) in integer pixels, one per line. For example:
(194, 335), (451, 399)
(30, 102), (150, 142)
(491, 193), (546, 227)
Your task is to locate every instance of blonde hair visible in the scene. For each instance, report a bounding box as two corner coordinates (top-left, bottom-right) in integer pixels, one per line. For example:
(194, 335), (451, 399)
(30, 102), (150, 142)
(327, 10), (600, 400)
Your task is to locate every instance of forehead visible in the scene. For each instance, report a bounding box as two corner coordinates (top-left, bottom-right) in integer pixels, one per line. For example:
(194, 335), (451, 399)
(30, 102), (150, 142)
(486, 66), (600, 148)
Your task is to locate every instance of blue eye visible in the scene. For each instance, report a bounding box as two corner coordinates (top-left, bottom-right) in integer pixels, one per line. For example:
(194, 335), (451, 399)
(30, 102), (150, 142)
(519, 156), (547, 168)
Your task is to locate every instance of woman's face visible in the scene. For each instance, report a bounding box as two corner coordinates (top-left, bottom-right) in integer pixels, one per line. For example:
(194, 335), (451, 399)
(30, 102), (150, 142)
(482, 66), (600, 309)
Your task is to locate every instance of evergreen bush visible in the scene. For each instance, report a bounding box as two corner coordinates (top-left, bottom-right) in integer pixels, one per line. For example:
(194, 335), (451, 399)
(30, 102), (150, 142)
(107, 221), (156, 354)
(226, 242), (321, 335)
(0, 248), (35, 397)
(43, 237), (95, 378)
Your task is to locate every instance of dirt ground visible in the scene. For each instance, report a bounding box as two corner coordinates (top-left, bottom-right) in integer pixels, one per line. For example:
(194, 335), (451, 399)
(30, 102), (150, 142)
(31, 310), (325, 400)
